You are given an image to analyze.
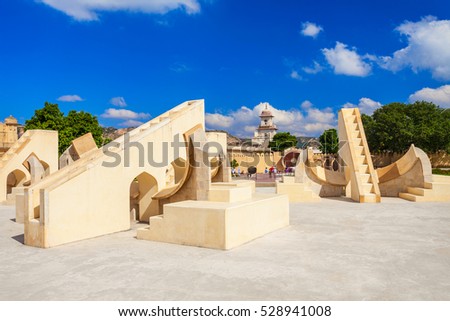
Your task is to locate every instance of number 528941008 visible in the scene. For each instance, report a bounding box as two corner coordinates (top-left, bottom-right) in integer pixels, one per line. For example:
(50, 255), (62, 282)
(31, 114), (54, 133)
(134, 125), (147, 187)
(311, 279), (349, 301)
(260, 305), (331, 317)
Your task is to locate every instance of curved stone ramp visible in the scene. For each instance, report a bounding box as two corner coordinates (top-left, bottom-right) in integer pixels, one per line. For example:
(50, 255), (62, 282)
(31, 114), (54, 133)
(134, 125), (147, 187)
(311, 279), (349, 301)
(23, 100), (207, 248)
(303, 148), (347, 187)
(276, 149), (340, 202)
(376, 144), (431, 197)
(377, 144), (432, 185)
(375, 144), (450, 202)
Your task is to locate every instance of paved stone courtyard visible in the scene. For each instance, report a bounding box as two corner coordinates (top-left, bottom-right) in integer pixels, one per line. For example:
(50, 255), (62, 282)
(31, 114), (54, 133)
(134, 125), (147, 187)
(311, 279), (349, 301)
(1, 188), (450, 300)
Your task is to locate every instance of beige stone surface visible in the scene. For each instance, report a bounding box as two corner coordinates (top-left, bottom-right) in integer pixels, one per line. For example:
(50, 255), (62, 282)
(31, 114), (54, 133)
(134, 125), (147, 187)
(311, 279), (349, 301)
(208, 185), (253, 202)
(59, 133), (98, 169)
(212, 180), (256, 193)
(0, 130), (58, 204)
(276, 181), (320, 202)
(14, 188), (25, 223)
(23, 100), (206, 248)
(137, 191), (289, 250)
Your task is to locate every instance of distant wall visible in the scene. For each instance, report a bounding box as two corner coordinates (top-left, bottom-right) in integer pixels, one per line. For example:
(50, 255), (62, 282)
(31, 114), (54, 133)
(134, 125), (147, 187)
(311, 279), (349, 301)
(228, 148), (283, 173)
(371, 151), (450, 168)
(310, 151), (450, 169)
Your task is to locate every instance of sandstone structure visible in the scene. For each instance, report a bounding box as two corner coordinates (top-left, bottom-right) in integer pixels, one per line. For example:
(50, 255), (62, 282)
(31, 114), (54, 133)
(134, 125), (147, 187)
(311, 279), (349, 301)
(0, 116), (20, 157)
(277, 108), (450, 203)
(20, 100), (289, 249)
(0, 130), (58, 205)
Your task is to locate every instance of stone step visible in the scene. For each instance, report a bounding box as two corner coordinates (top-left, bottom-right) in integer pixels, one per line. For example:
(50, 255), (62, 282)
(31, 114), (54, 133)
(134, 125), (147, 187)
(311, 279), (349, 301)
(432, 175), (450, 183)
(208, 185), (253, 203)
(347, 122), (358, 132)
(399, 193), (426, 202)
(351, 131), (362, 140)
(361, 193), (378, 203)
(138, 193), (290, 250)
(423, 182), (450, 197)
(354, 146), (364, 155)
(407, 187), (434, 197)
(362, 183), (374, 194)
(356, 155), (367, 165)
(149, 215), (164, 229)
(359, 164), (369, 173)
(360, 173), (371, 183)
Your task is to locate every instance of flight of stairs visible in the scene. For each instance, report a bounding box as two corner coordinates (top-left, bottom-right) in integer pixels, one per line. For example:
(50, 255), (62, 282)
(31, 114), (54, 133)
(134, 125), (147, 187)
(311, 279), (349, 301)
(399, 175), (450, 202)
(340, 108), (381, 203)
(276, 176), (320, 202)
(0, 131), (31, 170)
(137, 181), (290, 250)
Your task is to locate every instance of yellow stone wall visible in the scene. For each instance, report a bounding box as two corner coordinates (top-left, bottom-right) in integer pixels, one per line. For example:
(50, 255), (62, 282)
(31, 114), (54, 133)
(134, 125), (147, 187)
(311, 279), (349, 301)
(228, 147), (283, 173)
(0, 117), (19, 154)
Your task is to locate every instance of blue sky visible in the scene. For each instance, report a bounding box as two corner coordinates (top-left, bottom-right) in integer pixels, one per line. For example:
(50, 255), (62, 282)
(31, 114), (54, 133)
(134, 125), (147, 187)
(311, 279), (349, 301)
(1, 0), (449, 137)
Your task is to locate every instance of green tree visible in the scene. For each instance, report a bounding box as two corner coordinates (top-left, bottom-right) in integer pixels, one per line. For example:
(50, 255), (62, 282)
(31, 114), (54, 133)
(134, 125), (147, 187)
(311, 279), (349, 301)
(407, 101), (450, 153)
(362, 101), (450, 153)
(25, 102), (106, 155)
(318, 128), (339, 154)
(25, 102), (64, 131)
(230, 159), (239, 169)
(63, 110), (104, 152)
(269, 132), (297, 151)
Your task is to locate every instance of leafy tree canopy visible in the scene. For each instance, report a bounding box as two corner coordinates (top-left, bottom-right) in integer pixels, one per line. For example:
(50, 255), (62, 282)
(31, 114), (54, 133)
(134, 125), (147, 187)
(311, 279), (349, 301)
(318, 128), (339, 154)
(25, 102), (105, 155)
(230, 159), (239, 169)
(361, 101), (450, 153)
(269, 132), (298, 151)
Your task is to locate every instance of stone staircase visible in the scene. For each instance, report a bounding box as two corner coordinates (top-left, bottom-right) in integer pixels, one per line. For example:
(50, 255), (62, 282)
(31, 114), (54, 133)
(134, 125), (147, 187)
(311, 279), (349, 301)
(339, 108), (380, 203)
(0, 131), (31, 169)
(137, 181), (289, 250)
(276, 176), (320, 202)
(399, 175), (450, 202)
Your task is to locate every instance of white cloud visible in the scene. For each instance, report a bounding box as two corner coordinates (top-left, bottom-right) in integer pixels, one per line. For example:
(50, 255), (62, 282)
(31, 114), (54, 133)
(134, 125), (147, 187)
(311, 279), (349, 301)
(322, 42), (372, 77)
(205, 113), (233, 128)
(57, 94), (83, 102)
(380, 16), (450, 80)
(409, 85), (450, 108)
(302, 61), (323, 74)
(301, 100), (313, 109)
(120, 120), (144, 127)
(38, 0), (201, 21)
(206, 102), (337, 137)
(290, 70), (302, 80)
(244, 126), (256, 133)
(110, 96), (127, 107)
(343, 98), (382, 115)
(101, 108), (150, 120)
(306, 107), (335, 123)
(301, 22), (323, 38)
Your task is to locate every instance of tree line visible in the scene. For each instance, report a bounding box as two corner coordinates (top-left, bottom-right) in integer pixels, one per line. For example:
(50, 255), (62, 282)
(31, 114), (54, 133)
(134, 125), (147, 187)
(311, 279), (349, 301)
(318, 101), (450, 154)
